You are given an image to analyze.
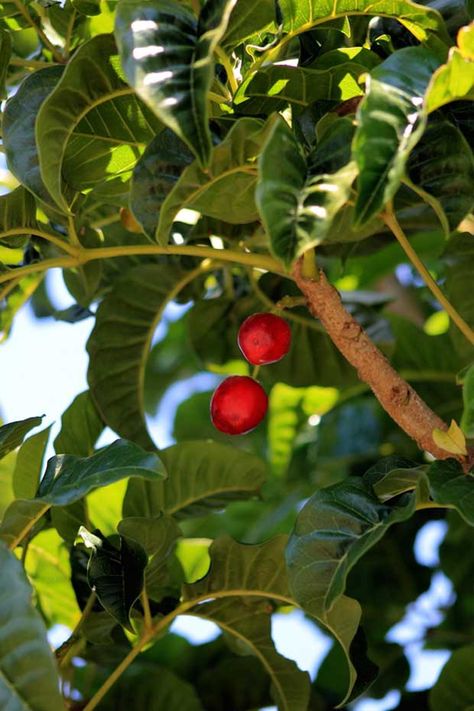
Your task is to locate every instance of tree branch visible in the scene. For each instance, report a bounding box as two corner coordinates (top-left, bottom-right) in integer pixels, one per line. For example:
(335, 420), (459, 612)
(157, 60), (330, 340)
(293, 258), (466, 465)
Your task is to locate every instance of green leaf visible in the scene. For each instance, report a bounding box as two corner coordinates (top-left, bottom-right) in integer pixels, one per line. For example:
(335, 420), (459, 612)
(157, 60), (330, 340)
(79, 527), (147, 630)
(157, 117), (275, 243)
(445, 234), (474, 362)
(123, 440), (266, 519)
(38, 439), (165, 506)
(119, 514), (182, 600)
(12, 426), (51, 499)
(353, 47), (441, 225)
(0, 187), (43, 249)
(428, 459), (474, 526)
(115, 0), (236, 166)
(53, 390), (104, 456)
(3, 66), (64, 207)
(234, 63), (365, 114)
(286, 466), (416, 702)
(0, 541), (64, 711)
(25, 528), (80, 628)
(407, 119), (474, 233)
(191, 598), (310, 711)
(222, 0), (275, 47)
(427, 29), (474, 112)
(183, 536), (310, 711)
(0, 451), (16, 519)
(98, 663), (205, 710)
(130, 129), (194, 239)
(36, 33), (161, 212)
(1, 274), (43, 343)
(430, 645), (474, 711)
(461, 364), (474, 438)
(256, 118), (357, 264)
(0, 28), (11, 99)
(0, 416), (43, 461)
(0, 439), (166, 548)
(87, 263), (199, 449)
(278, 0), (447, 41)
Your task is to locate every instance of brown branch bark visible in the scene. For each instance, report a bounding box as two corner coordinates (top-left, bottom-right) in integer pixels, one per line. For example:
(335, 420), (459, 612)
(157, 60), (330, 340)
(293, 259), (464, 464)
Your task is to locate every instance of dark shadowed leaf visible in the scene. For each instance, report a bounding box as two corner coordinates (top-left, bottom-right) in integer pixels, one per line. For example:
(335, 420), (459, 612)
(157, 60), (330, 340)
(429, 645), (474, 711)
(461, 364), (474, 437)
(0, 542), (64, 711)
(3, 65), (64, 207)
(87, 263), (200, 449)
(130, 129), (194, 239)
(97, 663), (205, 711)
(79, 527), (147, 631)
(407, 119), (474, 233)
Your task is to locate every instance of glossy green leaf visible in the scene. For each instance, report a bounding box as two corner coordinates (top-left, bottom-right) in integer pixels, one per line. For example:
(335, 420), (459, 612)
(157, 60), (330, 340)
(0, 450), (16, 519)
(407, 119), (474, 233)
(79, 527), (147, 630)
(12, 426), (51, 499)
(36, 33), (161, 212)
(278, 0), (447, 41)
(428, 459), (474, 526)
(427, 25), (474, 112)
(234, 63), (365, 114)
(0, 542), (64, 711)
(353, 47), (441, 225)
(119, 514), (182, 599)
(3, 66), (64, 207)
(87, 263), (199, 449)
(256, 118), (357, 265)
(53, 390), (104, 456)
(0, 28), (11, 99)
(130, 129), (193, 239)
(123, 440), (266, 519)
(429, 645), (474, 711)
(115, 0), (236, 166)
(461, 364), (474, 438)
(0, 416), (43, 461)
(38, 439), (165, 506)
(157, 117), (275, 243)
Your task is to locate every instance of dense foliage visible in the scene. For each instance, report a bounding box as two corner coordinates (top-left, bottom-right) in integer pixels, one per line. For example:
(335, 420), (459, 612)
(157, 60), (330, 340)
(0, 0), (473, 709)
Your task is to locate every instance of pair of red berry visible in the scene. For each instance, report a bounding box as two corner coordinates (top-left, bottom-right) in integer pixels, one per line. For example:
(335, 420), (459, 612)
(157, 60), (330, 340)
(210, 313), (291, 435)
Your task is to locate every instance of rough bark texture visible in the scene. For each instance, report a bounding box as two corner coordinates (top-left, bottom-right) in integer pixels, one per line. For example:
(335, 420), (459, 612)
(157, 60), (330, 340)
(293, 260), (457, 463)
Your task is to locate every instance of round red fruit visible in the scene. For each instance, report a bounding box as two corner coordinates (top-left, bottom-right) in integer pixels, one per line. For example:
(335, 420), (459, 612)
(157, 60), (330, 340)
(210, 376), (268, 435)
(238, 313), (291, 365)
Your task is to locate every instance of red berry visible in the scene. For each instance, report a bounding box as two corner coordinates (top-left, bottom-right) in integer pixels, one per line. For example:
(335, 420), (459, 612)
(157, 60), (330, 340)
(210, 376), (268, 435)
(238, 313), (291, 365)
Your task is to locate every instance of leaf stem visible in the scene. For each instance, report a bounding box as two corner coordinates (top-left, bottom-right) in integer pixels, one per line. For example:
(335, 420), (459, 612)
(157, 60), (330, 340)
(9, 57), (55, 69)
(141, 588), (152, 632)
(11, 0), (64, 62)
(301, 249), (318, 280)
(8, 503), (50, 550)
(383, 205), (474, 347)
(215, 46), (238, 94)
(1, 228), (80, 256)
(56, 591), (97, 667)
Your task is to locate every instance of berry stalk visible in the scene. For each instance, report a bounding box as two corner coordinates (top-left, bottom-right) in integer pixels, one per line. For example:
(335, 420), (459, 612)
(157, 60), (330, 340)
(293, 259), (464, 464)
